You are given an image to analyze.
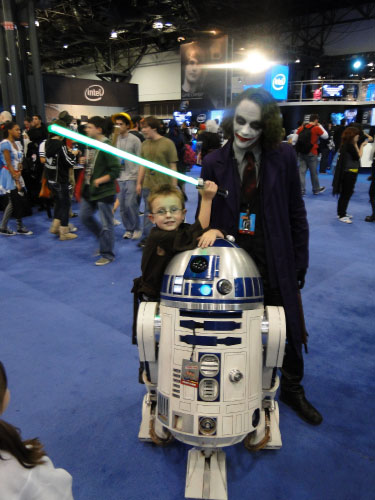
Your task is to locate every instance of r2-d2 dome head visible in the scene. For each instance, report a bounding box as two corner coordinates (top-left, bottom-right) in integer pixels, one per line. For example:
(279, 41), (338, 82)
(160, 238), (264, 311)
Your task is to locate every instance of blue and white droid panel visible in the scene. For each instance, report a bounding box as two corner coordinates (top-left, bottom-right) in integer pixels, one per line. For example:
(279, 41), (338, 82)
(160, 239), (264, 311)
(157, 305), (264, 447)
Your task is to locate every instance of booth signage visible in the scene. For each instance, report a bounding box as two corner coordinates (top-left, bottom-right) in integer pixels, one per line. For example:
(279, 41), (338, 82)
(43, 75), (138, 107)
(84, 84), (105, 102)
(265, 65), (289, 100)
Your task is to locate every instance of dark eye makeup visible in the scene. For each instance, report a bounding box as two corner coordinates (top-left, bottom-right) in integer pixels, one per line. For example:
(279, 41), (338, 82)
(235, 115), (262, 130)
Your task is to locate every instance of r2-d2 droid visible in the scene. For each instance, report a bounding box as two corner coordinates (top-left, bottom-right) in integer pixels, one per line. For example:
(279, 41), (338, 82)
(137, 238), (286, 500)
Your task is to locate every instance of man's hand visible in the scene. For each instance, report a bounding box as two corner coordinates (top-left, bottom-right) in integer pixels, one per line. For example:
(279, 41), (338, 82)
(197, 229), (224, 248)
(297, 269), (307, 289)
(201, 180), (218, 201)
(93, 178), (101, 188)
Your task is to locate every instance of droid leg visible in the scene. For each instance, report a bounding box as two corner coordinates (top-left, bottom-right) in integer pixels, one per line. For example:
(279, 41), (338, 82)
(246, 306), (286, 450)
(136, 302), (160, 441)
(185, 448), (227, 500)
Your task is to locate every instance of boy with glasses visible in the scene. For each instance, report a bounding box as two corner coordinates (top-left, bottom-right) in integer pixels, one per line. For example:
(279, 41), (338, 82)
(134, 182), (223, 301)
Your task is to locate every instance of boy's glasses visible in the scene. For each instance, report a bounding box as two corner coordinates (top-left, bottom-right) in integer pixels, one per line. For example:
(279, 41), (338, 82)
(152, 207), (183, 216)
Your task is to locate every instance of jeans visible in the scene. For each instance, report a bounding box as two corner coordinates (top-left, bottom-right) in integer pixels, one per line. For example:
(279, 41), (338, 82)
(48, 182), (70, 226)
(319, 149), (331, 173)
(141, 188), (153, 240)
(337, 171), (357, 218)
(80, 197), (115, 260)
(118, 180), (139, 232)
(298, 153), (320, 194)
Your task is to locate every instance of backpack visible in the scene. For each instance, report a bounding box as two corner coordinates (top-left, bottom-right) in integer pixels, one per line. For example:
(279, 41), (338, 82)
(295, 125), (313, 154)
(183, 144), (197, 166)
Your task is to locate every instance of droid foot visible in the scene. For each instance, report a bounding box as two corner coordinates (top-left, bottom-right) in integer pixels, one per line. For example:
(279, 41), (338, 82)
(280, 391), (323, 425)
(185, 448), (227, 500)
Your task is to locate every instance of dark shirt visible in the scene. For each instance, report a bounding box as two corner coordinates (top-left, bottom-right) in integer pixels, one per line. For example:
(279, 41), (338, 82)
(138, 220), (205, 299)
(333, 125), (345, 152)
(129, 130), (145, 143)
(45, 138), (75, 184)
(28, 125), (48, 145)
(200, 132), (221, 159)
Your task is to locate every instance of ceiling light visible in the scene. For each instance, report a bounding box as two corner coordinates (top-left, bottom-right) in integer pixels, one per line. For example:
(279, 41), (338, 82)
(63, 44), (68, 49)
(35, 20), (39, 27)
(367, 62), (373, 67)
(153, 21), (163, 29)
(165, 22), (173, 27)
(245, 50), (273, 73)
(314, 64), (320, 68)
(352, 60), (362, 69)
(110, 30), (118, 39)
(177, 36), (185, 42)
(295, 59), (300, 63)
(239, 47), (245, 51)
(210, 30), (217, 35)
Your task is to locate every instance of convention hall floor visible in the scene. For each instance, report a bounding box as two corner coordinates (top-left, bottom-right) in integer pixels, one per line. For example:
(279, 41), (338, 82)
(1, 166), (374, 500)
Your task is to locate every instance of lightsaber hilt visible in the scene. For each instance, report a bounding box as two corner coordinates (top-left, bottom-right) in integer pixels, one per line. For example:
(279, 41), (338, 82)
(196, 178), (229, 198)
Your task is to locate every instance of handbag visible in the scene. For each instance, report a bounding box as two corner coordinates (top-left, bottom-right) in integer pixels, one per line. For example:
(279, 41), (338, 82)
(39, 177), (52, 199)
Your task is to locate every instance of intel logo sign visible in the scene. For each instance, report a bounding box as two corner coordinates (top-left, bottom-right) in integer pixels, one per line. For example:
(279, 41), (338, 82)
(84, 85), (104, 102)
(272, 74), (286, 91)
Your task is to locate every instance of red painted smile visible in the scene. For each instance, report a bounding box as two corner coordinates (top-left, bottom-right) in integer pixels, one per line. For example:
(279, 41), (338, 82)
(235, 133), (252, 142)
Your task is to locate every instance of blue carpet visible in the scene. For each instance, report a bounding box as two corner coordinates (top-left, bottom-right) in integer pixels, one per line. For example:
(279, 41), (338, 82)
(1, 167), (374, 500)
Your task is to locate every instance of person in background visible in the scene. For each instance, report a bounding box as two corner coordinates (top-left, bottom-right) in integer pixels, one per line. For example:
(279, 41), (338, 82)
(0, 361), (74, 500)
(167, 119), (187, 200)
(365, 152), (375, 223)
(331, 118), (346, 175)
(136, 116), (178, 248)
(333, 126), (368, 224)
(43, 120), (78, 240)
(319, 122), (334, 173)
(0, 122), (32, 236)
(199, 119), (222, 161)
(129, 115), (145, 143)
(0, 111), (12, 141)
(296, 114), (327, 195)
(79, 116), (120, 266)
(112, 113), (142, 240)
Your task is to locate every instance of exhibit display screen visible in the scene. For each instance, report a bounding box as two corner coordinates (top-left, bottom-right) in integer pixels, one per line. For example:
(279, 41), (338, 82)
(322, 84), (344, 98)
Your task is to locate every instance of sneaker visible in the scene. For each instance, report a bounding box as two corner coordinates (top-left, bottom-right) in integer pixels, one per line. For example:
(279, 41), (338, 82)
(113, 218), (121, 226)
(338, 216), (352, 224)
(365, 215), (375, 222)
(95, 257), (112, 266)
(337, 214), (353, 219)
(0, 228), (16, 236)
(132, 230), (142, 240)
(123, 231), (133, 239)
(68, 223), (78, 232)
(137, 238), (147, 248)
(313, 186), (326, 195)
(16, 227), (33, 235)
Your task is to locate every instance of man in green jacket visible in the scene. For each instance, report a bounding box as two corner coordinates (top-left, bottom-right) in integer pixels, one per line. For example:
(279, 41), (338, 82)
(80, 116), (120, 266)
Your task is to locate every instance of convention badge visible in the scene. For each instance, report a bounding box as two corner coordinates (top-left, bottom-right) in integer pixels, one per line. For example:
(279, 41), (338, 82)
(181, 359), (199, 388)
(239, 212), (256, 235)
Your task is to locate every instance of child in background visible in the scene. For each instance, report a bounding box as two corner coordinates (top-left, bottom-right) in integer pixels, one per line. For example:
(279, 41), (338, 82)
(0, 361), (74, 500)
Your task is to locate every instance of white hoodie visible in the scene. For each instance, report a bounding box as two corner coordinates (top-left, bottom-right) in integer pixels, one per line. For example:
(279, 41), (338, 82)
(0, 451), (74, 500)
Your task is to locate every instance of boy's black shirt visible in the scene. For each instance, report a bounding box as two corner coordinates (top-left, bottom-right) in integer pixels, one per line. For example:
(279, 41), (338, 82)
(136, 219), (205, 299)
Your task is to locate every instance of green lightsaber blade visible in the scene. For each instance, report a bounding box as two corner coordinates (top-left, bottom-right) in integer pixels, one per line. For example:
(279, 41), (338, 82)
(48, 123), (199, 186)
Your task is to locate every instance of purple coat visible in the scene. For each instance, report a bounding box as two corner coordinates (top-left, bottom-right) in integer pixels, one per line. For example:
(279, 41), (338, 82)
(199, 140), (309, 357)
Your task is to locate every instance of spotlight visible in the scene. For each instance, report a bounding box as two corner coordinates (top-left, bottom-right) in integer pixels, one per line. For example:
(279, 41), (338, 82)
(165, 22), (173, 27)
(295, 59), (300, 63)
(367, 62), (373, 67)
(239, 47), (245, 51)
(63, 44), (68, 49)
(314, 64), (320, 68)
(153, 21), (163, 29)
(177, 36), (185, 42)
(245, 50), (273, 73)
(110, 30), (118, 39)
(352, 60), (362, 70)
(35, 20), (39, 27)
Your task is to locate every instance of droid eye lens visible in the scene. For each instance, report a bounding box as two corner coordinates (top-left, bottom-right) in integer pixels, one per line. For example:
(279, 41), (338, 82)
(217, 279), (232, 295)
(190, 256), (209, 273)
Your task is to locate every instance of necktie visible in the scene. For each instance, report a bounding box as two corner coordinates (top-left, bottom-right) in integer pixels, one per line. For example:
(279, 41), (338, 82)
(241, 151), (257, 203)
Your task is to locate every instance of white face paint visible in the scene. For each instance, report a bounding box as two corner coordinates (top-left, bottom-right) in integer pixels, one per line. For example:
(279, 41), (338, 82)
(233, 99), (262, 149)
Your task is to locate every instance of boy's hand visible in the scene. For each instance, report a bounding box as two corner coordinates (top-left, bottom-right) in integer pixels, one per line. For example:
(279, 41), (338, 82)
(197, 229), (224, 248)
(201, 180), (218, 201)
